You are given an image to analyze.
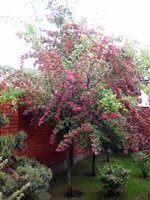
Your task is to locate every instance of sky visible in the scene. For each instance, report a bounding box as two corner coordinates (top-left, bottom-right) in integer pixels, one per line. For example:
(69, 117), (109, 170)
(73, 0), (150, 43)
(0, 0), (150, 67)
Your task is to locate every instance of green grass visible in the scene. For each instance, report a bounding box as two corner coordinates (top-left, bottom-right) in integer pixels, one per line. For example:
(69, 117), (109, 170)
(49, 154), (150, 200)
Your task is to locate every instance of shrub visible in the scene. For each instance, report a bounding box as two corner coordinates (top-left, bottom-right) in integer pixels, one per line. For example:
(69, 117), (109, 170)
(0, 158), (30, 200)
(16, 157), (52, 200)
(1, 156), (52, 200)
(0, 113), (8, 127)
(0, 133), (52, 200)
(132, 151), (150, 178)
(97, 164), (129, 197)
(0, 131), (27, 159)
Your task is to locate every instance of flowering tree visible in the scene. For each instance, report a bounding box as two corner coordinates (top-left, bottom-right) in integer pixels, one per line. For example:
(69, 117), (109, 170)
(0, 9), (148, 195)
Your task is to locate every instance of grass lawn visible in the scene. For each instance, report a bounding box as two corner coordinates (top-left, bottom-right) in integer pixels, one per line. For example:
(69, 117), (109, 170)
(49, 153), (150, 200)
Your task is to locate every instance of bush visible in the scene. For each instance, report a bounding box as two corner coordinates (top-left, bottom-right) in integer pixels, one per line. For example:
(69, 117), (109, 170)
(97, 164), (129, 197)
(0, 131), (27, 159)
(132, 151), (150, 178)
(16, 157), (52, 200)
(1, 156), (52, 200)
(0, 133), (52, 200)
(0, 113), (8, 127)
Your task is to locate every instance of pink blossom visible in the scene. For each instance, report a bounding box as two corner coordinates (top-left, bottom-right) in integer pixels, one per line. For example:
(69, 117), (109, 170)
(56, 145), (64, 152)
(54, 114), (59, 119)
(94, 151), (99, 155)
(66, 74), (73, 82)
(64, 139), (71, 143)
(63, 134), (68, 139)
(49, 138), (54, 145)
(63, 144), (69, 148)
(74, 106), (81, 111)
(139, 156), (143, 161)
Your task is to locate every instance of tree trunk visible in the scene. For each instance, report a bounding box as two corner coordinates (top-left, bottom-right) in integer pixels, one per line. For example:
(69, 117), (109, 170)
(106, 147), (110, 162)
(115, 146), (118, 155)
(70, 142), (74, 166)
(67, 146), (73, 195)
(92, 152), (96, 176)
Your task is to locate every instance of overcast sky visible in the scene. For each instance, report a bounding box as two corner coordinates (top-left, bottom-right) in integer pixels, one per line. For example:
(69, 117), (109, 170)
(0, 0), (150, 67)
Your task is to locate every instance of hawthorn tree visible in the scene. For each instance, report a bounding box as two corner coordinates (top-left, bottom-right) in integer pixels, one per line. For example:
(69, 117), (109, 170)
(0, 1), (149, 195)
(1, 17), (148, 195)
